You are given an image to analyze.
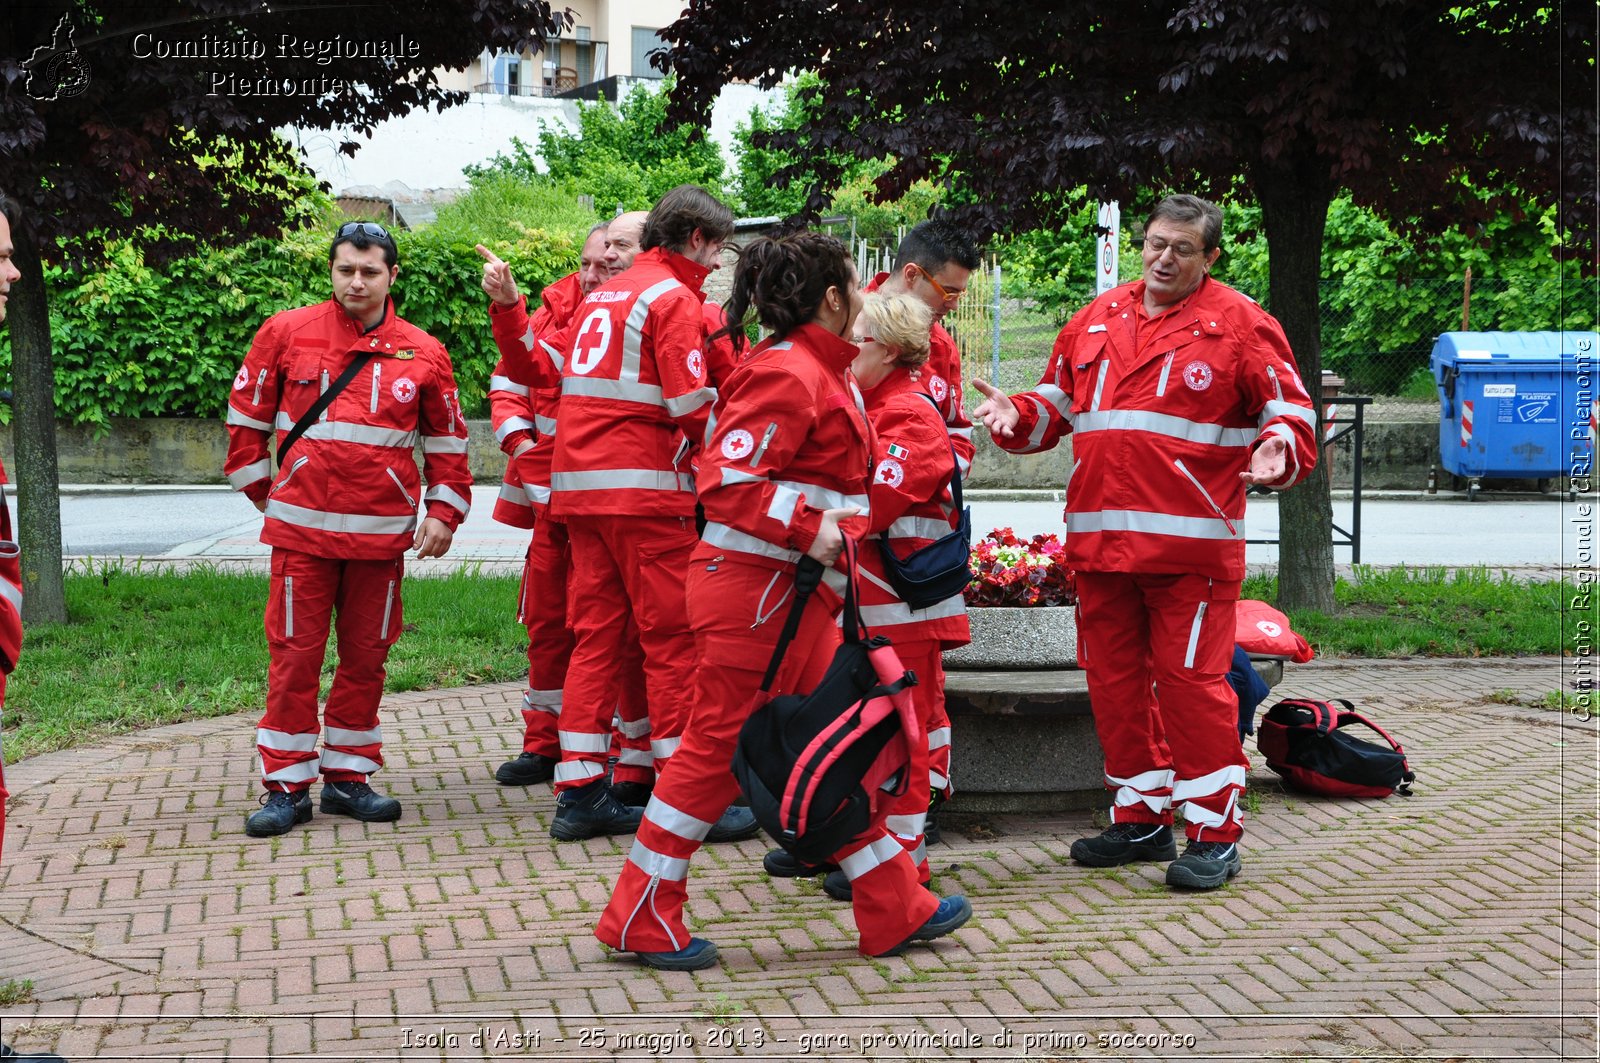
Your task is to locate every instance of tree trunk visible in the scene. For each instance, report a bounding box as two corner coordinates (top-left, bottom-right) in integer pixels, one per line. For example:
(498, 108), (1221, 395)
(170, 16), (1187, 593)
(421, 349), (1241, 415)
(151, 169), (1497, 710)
(1256, 160), (1336, 614)
(8, 228), (68, 625)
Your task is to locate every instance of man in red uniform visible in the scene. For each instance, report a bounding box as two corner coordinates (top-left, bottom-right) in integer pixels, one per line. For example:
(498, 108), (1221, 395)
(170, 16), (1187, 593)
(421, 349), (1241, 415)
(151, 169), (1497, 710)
(537, 186), (743, 841)
(0, 195), (70, 1063)
(974, 195), (1318, 889)
(226, 221), (472, 837)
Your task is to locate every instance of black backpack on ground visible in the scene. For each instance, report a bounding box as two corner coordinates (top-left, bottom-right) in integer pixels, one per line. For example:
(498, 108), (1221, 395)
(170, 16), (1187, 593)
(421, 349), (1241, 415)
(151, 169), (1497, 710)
(1256, 697), (1415, 798)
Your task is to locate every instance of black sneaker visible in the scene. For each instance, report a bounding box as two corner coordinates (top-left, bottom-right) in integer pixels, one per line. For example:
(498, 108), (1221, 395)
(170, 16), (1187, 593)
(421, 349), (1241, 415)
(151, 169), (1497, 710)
(822, 869), (853, 902)
(1, 1042), (68, 1062)
(495, 752), (556, 786)
(608, 780), (654, 807)
(704, 805), (760, 843)
(1069, 822), (1177, 867)
(320, 781), (402, 823)
(762, 848), (838, 878)
(244, 789), (311, 837)
(1165, 840), (1242, 889)
(550, 779), (644, 841)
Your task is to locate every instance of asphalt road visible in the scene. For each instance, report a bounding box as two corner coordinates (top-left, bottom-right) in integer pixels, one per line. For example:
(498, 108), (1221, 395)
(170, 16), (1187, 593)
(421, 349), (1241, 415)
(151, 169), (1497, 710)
(39, 485), (1593, 569)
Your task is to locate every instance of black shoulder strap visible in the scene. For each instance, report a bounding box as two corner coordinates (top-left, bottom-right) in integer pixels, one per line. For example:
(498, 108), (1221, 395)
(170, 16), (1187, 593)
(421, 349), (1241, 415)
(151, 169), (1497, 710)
(277, 349), (379, 468)
(758, 555), (825, 692)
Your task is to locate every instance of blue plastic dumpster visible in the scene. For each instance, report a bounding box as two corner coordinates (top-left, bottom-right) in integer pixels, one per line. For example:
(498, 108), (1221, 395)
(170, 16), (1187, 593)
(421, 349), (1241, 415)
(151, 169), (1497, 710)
(1431, 331), (1598, 500)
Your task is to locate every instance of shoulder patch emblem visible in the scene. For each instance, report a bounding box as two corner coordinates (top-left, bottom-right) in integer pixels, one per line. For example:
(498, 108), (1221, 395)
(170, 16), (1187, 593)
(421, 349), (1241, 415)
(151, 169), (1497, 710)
(928, 374), (948, 402)
(1183, 360), (1214, 391)
(874, 458), (905, 487)
(720, 429), (755, 460)
(233, 366), (250, 390)
(391, 377), (418, 404)
(687, 348), (705, 380)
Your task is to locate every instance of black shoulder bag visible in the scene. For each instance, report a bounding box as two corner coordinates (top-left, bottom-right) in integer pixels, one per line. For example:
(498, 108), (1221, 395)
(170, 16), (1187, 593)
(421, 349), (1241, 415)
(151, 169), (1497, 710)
(876, 395), (973, 610)
(276, 349), (379, 468)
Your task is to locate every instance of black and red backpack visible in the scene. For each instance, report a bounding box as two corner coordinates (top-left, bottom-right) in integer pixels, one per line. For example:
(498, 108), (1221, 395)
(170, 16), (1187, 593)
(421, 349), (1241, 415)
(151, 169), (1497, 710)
(1256, 698), (1415, 798)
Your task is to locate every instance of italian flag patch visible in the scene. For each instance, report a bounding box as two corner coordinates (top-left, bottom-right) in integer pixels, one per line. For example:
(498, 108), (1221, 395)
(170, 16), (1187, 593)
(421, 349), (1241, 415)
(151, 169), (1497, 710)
(886, 442), (909, 459)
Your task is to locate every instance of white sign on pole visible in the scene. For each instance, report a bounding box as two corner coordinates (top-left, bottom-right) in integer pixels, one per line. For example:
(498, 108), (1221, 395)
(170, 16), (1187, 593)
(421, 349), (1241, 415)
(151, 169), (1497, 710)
(1096, 201), (1120, 296)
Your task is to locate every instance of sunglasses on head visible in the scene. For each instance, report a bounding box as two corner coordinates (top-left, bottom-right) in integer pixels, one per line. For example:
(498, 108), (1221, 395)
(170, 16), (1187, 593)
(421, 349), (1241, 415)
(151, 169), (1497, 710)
(337, 221), (391, 240)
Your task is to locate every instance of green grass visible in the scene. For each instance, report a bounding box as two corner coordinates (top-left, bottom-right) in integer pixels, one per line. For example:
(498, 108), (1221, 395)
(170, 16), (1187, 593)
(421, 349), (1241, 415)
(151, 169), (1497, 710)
(3, 562), (527, 761)
(1242, 565), (1580, 658)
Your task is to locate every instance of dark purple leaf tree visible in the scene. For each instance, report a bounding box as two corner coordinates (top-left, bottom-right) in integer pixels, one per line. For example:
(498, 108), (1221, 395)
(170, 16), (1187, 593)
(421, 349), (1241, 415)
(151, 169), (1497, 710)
(656, 0), (1595, 611)
(1, 1), (566, 621)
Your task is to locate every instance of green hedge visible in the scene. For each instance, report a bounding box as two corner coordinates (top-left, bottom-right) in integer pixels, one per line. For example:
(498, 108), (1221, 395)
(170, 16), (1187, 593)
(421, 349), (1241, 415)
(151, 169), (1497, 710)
(0, 221), (582, 429)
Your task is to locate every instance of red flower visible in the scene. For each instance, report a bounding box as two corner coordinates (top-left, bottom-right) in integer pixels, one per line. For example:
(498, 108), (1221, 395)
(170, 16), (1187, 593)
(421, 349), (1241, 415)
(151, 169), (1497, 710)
(963, 528), (1077, 608)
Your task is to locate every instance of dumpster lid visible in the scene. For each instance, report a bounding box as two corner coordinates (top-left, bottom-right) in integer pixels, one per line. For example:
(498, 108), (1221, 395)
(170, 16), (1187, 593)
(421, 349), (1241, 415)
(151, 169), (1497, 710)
(1432, 330), (1600, 366)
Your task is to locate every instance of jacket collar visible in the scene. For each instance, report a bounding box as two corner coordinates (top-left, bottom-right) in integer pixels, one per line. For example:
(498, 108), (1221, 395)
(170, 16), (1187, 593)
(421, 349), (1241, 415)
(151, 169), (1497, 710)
(789, 321), (860, 371)
(857, 364), (924, 408)
(330, 296), (396, 337)
(635, 247), (711, 297)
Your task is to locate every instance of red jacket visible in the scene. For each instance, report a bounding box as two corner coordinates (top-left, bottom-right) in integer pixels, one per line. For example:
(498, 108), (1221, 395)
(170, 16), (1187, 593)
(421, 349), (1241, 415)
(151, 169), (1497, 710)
(702, 300), (738, 388)
(995, 276), (1317, 580)
(858, 367), (970, 646)
(487, 271), (581, 527)
(696, 323), (872, 584)
(545, 248), (716, 518)
(0, 459), (20, 674)
(225, 298), (472, 560)
(866, 273), (976, 478)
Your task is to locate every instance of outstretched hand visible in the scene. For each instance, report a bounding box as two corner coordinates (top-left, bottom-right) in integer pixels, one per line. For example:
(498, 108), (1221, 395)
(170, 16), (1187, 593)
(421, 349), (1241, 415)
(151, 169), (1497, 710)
(1241, 434), (1289, 487)
(475, 244), (520, 307)
(971, 378), (1020, 438)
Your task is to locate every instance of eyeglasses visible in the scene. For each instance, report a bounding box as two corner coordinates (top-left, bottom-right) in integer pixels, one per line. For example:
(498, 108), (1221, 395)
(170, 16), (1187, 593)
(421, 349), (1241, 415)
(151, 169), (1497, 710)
(1143, 235), (1206, 259)
(913, 265), (964, 303)
(337, 221), (391, 240)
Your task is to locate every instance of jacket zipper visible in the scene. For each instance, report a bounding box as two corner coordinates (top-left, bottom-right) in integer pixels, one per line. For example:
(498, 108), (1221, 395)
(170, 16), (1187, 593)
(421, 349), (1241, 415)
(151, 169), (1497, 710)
(1183, 595), (1210, 669)
(1266, 364), (1284, 401)
(252, 368), (268, 406)
(386, 468), (416, 508)
(370, 363), (382, 413)
(284, 576), (295, 638)
(380, 579), (396, 639)
(1156, 351), (1176, 397)
(750, 422), (778, 468)
(270, 455), (309, 495)
(1173, 458), (1237, 535)
(319, 368), (330, 422)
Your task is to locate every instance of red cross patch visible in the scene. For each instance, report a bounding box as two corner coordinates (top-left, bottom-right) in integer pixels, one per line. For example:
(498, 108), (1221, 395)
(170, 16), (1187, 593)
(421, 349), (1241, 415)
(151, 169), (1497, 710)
(687, 348), (705, 380)
(874, 458), (905, 487)
(569, 309), (613, 376)
(391, 377), (418, 404)
(1183, 361), (1214, 391)
(233, 366), (250, 390)
(720, 429), (755, 460)
(928, 374), (948, 403)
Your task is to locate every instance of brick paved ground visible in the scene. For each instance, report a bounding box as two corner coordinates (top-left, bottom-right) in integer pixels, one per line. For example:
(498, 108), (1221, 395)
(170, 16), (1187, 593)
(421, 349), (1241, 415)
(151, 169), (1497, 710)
(1, 656), (1594, 1061)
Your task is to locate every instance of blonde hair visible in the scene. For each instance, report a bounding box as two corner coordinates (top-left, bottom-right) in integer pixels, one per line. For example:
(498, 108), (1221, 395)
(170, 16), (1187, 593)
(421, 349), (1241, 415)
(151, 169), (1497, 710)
(860, 291), (932, 368)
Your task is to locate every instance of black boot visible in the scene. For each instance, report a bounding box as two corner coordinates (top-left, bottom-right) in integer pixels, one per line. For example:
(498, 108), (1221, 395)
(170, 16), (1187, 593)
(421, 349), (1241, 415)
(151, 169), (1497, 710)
(244, 789), (311, 837)
(495, 752), (557, 786)
(550, 779), (644, 840)
(320, 780), (402, 822)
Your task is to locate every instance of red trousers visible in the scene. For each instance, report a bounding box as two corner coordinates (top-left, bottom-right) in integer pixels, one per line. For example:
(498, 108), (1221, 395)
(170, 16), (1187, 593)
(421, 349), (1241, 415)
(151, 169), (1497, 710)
(256, 548), (403, 791)
(595, 559), (937, 957)
(556, 515), (697, 794)
(1075, 571), (1247, 842)
(882, 640), (948, 883)
(514, 515), (653, 784)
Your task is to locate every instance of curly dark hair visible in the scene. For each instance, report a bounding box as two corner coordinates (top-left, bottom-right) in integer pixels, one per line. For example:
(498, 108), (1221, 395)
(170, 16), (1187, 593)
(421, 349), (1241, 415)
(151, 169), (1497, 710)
(718, 231), (855, 352)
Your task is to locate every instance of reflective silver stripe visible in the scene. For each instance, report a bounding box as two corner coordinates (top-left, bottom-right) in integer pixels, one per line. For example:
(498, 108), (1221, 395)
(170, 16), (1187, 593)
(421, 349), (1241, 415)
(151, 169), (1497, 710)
(1035, 383), (1071, 418)
(257, 728), (318, 753)
(263, 760), (319, 785)
(929, 769), (950, 790)
(550, 469), (694, 493)
(651, 736), (681, 761)
(627, 839), (690, 881)
(1023, 396), (1052, 451)
(1090, 361), (1109, 411)
(523, 482), (552, 505)
(422, 435), (469, 454)
(622, 278), (685, 382)
(927, 727), (952, 750)
(320, 750), (380, 774)
(644, 796), (713, 843)
(1260, 399), (1317, 431)
(555, 760), (605, 784)
(664, 386), (715, 417)
(523, 689), (562, 715)
(273, 413), (418, 449)
(1173, 765), (1247, 800)
(767, 484), (802, 525)
(0, 577), (21, 616)
(497, 482), (531, 508)
(858, 594), (967, 627)
(379, 580), (395, 639)
(1183, 599), (1208, 668)
(886, 514), (957, 540)
(265, 500), (418, 537)
(284, 576), (294, 636)
(948, 424), (974, 446)
(837, 835), (903, 881)
(326, 725), (383, 746)
(228, 459), (272, 489)
(537, 338), (567, 372)
(1074, 410), (1257, 448)
(559, 730), (611, 754)
(534, 414), (558, 436)
(774, 479), (869, 512)
(719, 467), (765, 487)
(1065, 509), (1239, 540)
(700, 522), (800, 566)
(562, 375), (666, 407)
(617, 749), (653, 767)
(1181, 796), (1238, 830)
(424, 485), (472, 517)
(886, 812), (926, 839)
(227, 407), (273, 431)
(617, 716), (651, 739)
(490, 374), (530, 397)
(1109, 767), (1175, 814)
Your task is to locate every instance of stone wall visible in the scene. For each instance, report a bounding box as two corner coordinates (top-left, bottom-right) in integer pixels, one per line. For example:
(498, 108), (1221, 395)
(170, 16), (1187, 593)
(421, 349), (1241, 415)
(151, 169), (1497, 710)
(0, 417), (1441, 490)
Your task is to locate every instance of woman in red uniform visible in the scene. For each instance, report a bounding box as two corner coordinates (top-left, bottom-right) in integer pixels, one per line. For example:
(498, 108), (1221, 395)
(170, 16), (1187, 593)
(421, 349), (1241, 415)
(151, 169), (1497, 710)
(594, 232), (971, 971)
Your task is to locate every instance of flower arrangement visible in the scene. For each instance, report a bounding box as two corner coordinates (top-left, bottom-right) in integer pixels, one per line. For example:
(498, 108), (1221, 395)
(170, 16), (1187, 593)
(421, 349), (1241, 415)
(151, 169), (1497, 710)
(964, 527), (1077, 607)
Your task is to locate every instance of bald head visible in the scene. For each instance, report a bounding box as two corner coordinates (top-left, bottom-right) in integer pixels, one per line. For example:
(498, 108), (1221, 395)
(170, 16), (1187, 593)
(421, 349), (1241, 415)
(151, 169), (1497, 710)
(605, 212), (648, 275)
